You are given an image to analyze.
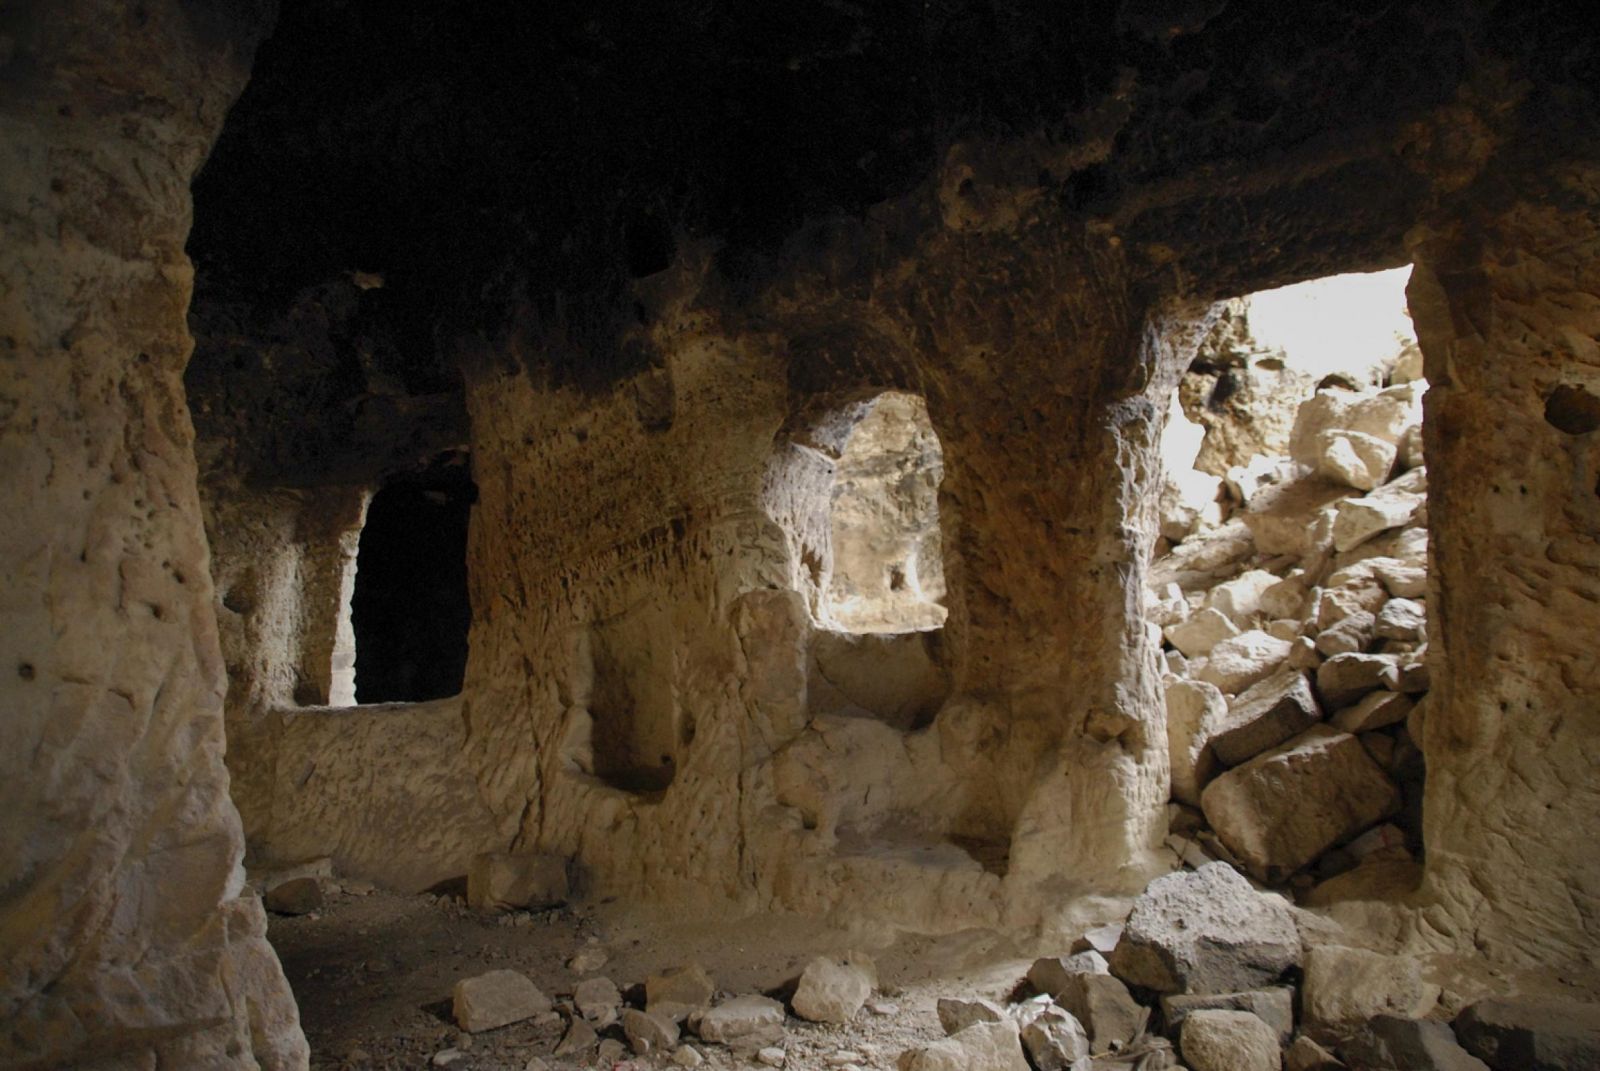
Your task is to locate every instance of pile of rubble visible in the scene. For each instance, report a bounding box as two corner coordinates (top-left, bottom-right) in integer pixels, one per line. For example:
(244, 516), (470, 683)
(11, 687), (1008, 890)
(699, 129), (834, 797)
(897, 862), (1600, 1071)
(440, 950), (885, 1069)
(1149, 364), (1432, 897)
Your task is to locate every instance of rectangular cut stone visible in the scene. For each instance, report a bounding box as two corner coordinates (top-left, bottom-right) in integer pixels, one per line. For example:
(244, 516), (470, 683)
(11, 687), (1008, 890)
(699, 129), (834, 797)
(1201, 726), (1402, 882)
(467, 852), (570, 911)
(1210, 668), (1322, 767)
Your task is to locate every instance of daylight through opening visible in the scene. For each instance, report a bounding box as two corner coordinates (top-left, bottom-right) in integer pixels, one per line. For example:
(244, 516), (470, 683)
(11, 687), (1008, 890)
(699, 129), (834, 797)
(824, 391), (947, 635)
(1150, 267), (1431, 890)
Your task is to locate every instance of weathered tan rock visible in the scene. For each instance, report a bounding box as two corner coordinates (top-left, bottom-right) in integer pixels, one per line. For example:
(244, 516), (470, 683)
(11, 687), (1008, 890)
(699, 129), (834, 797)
(938, 998), (1008, 1035)
(1161, 988), (1295, 1045)
(1301, 946), (1438, 1037)
(1332, 485), (1424, 552)
(1331, 690), (1412, 733)
(1020, 1005), (1091, 1070)
(1341, 1016), (1489, 1071)
(1242, 479), (1345, 558)
(1315, 612), (1375, 657)
(697, 995), (786, 1046)
(1317, 429), (1398, 491)
(623, 1008), (681, 1054)
(574, 977), (622, 1023)
(1285, 1035), (1346, 1071)
(1375, 597), (1426, 641)
(1110, 863), (1300, 996)
(1205, 570), (1281, 626)
(792, 953), (876, 1023)
(1165, 608), (1241, 658)
(1198, 631), (1293, 694)
(453, 970), (553, 1033)
(1211, 669), (1322, 767)
(1316, 653), (1401, 708)
(1453, 998), (1600, 1071)
(1180, 1010), (1283, 1071)
(0, 5), (305, 1068)
(264, 876), (325, 916)
(648, 964), (716, 1017)
(555, 1016), (599, 1056)
(1166, 679), (1226, 806)
(1201, 727), (1402, 880)
(1043, 973), (1147, 1056)
(468, 852), (570, 911)
(1372, 558), (1427, 599)
(901, 1019), (1032, 1071)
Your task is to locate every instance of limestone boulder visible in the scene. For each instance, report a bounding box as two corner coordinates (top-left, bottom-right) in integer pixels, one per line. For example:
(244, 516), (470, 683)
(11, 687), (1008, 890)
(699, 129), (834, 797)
(574, 977), (622, 1024)
(1198, 630), (1293, 694)
(1332, 486), (1424, 553)
(1161, 987), (1295, 1045)
(1166, 678), (1226, 806)
(1109, 863), (1300, 996)
(1301, 946), (1438, 1037)
(1020, 1005), (1091, 1070)
(1202, 727), (1401, 880)
(1314, 612), (1375, 657)
(697, 995), (787, 1048)
(901, 1019), (1032, 1071)
(1341, 1016), (1489, 1071)
(1316, 653), (1401, 708)
(1317, 429), (1397, 491)
(937, 997), (1008, 1035)
(1331, 690), (1412, 733)
(792, 953), (876, 1023)
(453, 970), (552, 1033)
(648, 964), (716, 1018)
(1285, 1035), (1345, 1071)
(1166, 607), (1240, 658)
(1030, 954), (1145, 1054)
(1375, 597), (1426, 641)
(1211, 668), (1322, 767)
(467, 852), (569, 911)
(623, 1008), (680, 1055)
(1453, 997), (1600, 1070)
(1180, 1010), (1283, 1071)
(1206, 569), (1282, 626)
(1242, 479), (1346, 558)
(263, 876), (324, 916)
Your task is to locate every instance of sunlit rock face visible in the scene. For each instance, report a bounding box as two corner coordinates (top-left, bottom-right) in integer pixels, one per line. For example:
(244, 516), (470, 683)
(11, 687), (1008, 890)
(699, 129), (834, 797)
(5, 5), (1600, 1064)
(0, 2), (306, 1068)
(825, 392), (948, 635)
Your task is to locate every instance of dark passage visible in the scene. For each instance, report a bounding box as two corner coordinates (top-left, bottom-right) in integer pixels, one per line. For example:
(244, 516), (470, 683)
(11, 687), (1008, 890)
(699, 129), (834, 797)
(352, 456), (475, 703)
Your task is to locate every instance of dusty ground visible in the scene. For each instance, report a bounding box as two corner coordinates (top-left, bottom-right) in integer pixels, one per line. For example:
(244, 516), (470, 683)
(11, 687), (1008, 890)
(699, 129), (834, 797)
(268, 883), (1050, 1071)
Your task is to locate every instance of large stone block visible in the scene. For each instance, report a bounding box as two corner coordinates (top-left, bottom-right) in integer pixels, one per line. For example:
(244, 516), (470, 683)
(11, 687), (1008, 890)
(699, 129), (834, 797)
(1180, 1010), (1283, 1071)
(1201, 727), (1401, 881)
(1109, 863), (1300, 996)
(1211, 668), (1322, 767)
(1301, 946), (1438, 1037)
(791, 953), (876, 1023)
(1161, 987), (1295, 1045)
(1198, 630), (1293, 695)
(1453, 998), (1600, 1070)
(901, 1019), (1032, 1071)
(452, 970), (552, 1032)
(467, 852), (569, 911)
(1167, 678), (1226, 806)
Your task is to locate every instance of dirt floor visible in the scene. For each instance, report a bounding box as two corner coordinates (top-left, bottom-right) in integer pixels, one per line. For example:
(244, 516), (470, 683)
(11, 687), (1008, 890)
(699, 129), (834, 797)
(268, 882), (1055, 1071)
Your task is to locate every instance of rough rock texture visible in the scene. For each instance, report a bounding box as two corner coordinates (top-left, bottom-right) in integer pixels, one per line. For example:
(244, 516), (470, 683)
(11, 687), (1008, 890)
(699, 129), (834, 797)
(1300, 946), (1439, 1037)
(1341, 1016), (1489, 1071)
(791, 953), (876, 1023)
(1453, 998), (1600, 1071)
(452, 970), (552, 1033)
(1211, 669), (1322, 767)
(1408, 179), (1600, 968)
(1202, 727), (1402, 881)
(1020, 1005), (1091, 1070)
(467, 852), (570, 912)
(1162, 988), (1295, 1045)
(902, 1018), (1032, 1071)
(1110, 864), (1301, 996)
(1180, 1010), (1283, 1071)
(0, 3), (307, 1068)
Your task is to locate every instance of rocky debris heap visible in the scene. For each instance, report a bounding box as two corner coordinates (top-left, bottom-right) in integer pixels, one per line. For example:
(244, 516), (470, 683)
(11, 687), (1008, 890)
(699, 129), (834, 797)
(440, 952), (880, 1067)
(1151, 370), (1431, 896)
(898, 863), (1600, 1071)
